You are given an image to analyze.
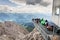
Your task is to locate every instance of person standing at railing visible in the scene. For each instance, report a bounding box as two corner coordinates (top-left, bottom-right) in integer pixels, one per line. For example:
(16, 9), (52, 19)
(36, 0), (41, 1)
(45, 20), (48, 26)
(40, 18), (46, 26)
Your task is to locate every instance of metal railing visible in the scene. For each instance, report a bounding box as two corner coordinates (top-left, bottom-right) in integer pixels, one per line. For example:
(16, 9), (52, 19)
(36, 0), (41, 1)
(33, 22), (50, 40)
(32, 19), (60, 40)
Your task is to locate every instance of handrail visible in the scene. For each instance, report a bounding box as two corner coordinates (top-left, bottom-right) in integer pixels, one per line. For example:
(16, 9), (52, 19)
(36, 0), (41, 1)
(33, 22), (49, 40)
(32, 19), (60, 40)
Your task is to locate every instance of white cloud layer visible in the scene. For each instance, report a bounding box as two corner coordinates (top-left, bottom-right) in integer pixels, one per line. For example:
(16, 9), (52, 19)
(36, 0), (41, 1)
(0, 0), (53, 14)
(12, 5), (52, 13)
(0, 5), (14, 13)
(9, 0), (52, 6)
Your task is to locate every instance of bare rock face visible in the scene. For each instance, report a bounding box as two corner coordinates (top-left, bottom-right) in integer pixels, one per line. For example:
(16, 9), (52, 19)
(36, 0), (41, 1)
(0, 21), (44, 40)
(23, 28), (45, 40)
(0, 21), (29, 40)
(52, 35), (60, 40)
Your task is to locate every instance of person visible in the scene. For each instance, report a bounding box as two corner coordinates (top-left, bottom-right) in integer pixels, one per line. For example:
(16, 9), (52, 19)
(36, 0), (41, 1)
(32, 18), (34, 21)
(47, 25), (53, 31)
(40, 18), (45, 25)
(36, 18), (40, 23)
(45, 20), (48, 26)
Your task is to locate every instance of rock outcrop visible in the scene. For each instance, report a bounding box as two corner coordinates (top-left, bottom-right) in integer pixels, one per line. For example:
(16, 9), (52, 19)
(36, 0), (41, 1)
(0, 21), (29, 40)
(23, 28), (45, 40)
(0, 21), (44, 40)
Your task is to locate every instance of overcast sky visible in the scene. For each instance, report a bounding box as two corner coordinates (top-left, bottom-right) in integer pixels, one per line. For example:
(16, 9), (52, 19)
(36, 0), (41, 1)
(0, 0), (53, 13)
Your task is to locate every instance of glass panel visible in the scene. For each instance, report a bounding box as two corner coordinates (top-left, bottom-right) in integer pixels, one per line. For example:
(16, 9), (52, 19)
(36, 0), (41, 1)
(55, 8), (59, 16)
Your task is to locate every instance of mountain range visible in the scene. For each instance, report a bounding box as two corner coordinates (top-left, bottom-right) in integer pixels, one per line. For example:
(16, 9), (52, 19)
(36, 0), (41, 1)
(0, 13), (51, 31)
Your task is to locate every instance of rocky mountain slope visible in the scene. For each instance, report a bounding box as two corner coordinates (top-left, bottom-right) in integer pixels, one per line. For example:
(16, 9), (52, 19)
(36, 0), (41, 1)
(0, 21), (29, 40)
(0, 21), (44, 40)
(23, 28), (45, 40)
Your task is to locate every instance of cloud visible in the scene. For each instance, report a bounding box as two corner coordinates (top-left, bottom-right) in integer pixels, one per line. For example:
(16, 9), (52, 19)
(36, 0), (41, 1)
(26, 0), (50, 6)
(0, 5), (13, 13)
(9, 0), (26, 6)
(0, 5), (52, 13)
(10, 0), (51, 6)
(0, 5), (9, 12)
(0, 0), (53, 13)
